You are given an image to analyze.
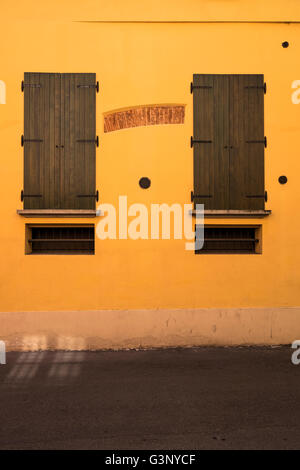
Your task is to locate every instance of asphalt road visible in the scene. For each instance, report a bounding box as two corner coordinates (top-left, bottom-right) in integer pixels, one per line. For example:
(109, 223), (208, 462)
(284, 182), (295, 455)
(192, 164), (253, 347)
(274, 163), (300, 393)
(0, 346), (299, 449)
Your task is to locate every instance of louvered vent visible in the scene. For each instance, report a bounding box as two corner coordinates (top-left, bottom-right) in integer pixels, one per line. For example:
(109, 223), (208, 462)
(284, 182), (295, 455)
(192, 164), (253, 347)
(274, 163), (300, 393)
(195, 226), (261, 254)
(26, 225), (94, 254)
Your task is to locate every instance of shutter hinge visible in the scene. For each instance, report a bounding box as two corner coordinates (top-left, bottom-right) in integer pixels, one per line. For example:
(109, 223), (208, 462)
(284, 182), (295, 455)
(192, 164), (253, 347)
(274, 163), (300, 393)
(21, 81), (42, 92)
(246, 136), (267, 148)
(76, 136), (99, 147)
(190, 83), (212, 94)
(21, 190), (42, 202)
(77, 82), (99, 93)
(21, 135), (43, 146)
(246, 191), (268, 202)
(245, 83), (266, 94)
(77, 190), (99, 202)
(191, 191), (212, 201)
(191, 137), (212, 147)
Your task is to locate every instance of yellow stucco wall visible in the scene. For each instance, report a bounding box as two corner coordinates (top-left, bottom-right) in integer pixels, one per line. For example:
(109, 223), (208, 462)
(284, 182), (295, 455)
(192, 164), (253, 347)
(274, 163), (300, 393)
(0, 1), (300, 349)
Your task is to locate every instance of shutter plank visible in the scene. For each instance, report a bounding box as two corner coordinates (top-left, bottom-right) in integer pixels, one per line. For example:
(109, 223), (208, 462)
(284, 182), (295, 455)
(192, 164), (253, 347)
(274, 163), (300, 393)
(23, 72), (31, 209)
(229, 74), (245, 209)
(54, 73), (61, 209)
(72, 73), (96, 210)
(85, 73), (96, 210)
(33, 73), (41, 209)
(75, 73), (83, 209)
(37, 73), (44, 209)
(246, 74), (265, 210)
(48, 73), (57, 209)
(214, 75), (230, 209)
(61, 73), (76, 209)
(193, 74), (213, 209)
(69, 74), (76, 208)
(60, 73), (66, 208)
(230, 74), (265, 209)
(193, 74), (229, 209)
(43, 73), (50, 209)
(29, 73), (37, 209)
(80, 73), (88, 209)
(24, 73), (44, 209)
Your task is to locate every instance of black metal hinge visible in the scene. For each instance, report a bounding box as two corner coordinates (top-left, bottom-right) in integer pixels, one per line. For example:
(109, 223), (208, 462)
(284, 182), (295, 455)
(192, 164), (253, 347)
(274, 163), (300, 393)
(21, 81), (42, 92)
(190, 83), (212, 94)
(191, 191), (212, 201)
(77, 190), (99, 202)
(246, 136), (267, 148)
(21, 190), (42, 202)
(22, 81), (99, 92)
(76, 136), (99, 147)
(77, 82), (99, 93)
(21, 135), (43, 146)
(245, 83), (267, 94)
(191, 137), (212, 148)
(246, 191), (268, 202)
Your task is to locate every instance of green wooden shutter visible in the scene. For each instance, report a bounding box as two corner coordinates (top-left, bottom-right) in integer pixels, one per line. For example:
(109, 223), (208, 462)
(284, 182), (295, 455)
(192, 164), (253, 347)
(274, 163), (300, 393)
(61, 73), (97, 209)
(229, 74), (265, 209)
(192, 74), (265, 210)
(23, 72), (97, 210)
(192, 74), (230, 209)
(23, 73), (58, 209)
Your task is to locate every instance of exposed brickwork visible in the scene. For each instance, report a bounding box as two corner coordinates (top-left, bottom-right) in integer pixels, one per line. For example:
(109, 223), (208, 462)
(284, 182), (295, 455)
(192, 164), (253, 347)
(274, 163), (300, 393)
(104, 105), (185, 132)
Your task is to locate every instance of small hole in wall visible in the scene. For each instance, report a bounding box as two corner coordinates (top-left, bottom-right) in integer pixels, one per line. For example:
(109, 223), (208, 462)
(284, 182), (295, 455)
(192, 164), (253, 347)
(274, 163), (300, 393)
(278, 175), (288, 184)
(139, 177), (151, 189)
(282, 41), (289, 48)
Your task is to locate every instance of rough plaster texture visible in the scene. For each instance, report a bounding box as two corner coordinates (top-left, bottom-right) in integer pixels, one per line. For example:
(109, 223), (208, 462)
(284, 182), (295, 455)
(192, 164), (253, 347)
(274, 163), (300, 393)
(1, 307), (299, 351)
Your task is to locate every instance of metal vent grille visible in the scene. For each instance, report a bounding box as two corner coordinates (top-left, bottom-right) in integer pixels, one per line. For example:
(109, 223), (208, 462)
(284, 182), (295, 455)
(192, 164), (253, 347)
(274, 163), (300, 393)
(196, 226), (260, 254)
(26, 225), (94, 254)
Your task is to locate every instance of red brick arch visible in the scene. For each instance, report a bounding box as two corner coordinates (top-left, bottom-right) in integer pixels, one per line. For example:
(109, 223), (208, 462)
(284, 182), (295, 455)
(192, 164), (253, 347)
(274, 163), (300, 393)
(104, 104), (185, 133)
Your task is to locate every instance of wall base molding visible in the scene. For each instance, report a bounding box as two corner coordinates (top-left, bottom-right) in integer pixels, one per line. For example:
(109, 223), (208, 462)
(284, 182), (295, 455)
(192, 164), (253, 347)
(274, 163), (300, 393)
(1, 307), (299, 351)
(0, 307), (300, 351)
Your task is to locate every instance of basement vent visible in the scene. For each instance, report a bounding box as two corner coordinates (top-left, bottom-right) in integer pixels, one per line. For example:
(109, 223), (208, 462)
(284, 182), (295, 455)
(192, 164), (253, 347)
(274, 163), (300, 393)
(195, 225), (262, 254)
(25, 225), (95, 255)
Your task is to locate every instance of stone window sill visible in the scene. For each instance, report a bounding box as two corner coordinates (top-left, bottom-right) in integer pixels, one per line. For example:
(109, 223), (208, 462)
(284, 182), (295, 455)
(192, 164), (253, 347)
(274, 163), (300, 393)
(17, 209), (102, 218)
(191, 210), (271, 218)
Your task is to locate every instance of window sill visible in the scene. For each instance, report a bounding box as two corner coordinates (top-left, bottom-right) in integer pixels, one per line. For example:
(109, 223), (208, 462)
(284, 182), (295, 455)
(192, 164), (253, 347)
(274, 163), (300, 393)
(17, 209), (102, 218)
(191, 210), (271, 218)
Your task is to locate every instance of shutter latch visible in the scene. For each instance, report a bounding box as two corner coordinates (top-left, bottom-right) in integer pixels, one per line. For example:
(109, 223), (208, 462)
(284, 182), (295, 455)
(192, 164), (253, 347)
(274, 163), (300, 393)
(245, 83), (267, 94)
(21, 135), (43, 146)
(246, 191), (268, 202)
(246, 137), (267, 148)
(76, 136), (99, 147)
(191, 191), (212, 201)
(190, 137), (212, 148)
(21, 190), (42, 202)
(190, 83), (212, 93)
(21, 81), (42, 92)
(77, 190), (99, 202)
(77, 82), (99, 93)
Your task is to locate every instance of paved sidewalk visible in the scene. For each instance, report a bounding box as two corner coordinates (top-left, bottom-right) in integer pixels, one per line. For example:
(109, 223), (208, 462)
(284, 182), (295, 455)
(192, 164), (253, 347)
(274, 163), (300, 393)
(0, 346), (299, 449)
